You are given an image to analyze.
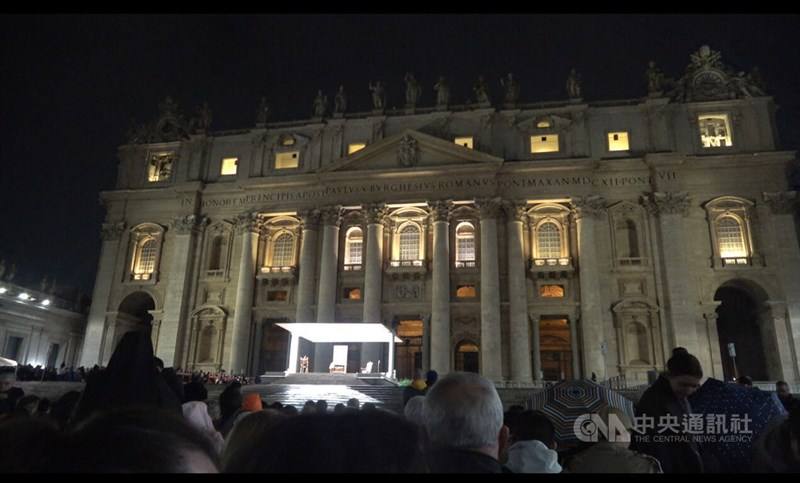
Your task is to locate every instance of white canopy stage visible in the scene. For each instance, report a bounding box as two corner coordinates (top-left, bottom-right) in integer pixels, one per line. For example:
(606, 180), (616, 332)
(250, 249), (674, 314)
(276, 323), (402, 376)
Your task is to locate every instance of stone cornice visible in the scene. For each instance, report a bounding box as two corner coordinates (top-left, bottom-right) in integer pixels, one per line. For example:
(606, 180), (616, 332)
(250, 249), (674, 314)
(571, 195), (607, 219)
(319, 205), (345, 227)
(363, 203), (388, 225)
(297, 209), (321, 230)
(234, 211), (261, 234)
(642, 191), (692, 217)
(501, 200), (528, 223)
(428, 200), (454, 223)
(475, 197), (504, 219)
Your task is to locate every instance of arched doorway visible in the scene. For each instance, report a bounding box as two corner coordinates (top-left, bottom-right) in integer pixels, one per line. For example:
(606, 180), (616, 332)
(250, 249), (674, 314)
(455, 340), (480, 373)
(116, 292), (156, 349)
(396, 319), (423, 380)
(539, 318), (573, 381)
(714, 282), (770, 381)
(260, 322), (290, 373)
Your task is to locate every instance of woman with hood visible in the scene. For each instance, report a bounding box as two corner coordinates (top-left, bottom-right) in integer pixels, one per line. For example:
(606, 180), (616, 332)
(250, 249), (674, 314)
(504, 410), (562, 473)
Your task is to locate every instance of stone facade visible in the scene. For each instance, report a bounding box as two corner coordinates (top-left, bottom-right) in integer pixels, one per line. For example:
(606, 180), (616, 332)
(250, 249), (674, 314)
(81, 46), (800, 385)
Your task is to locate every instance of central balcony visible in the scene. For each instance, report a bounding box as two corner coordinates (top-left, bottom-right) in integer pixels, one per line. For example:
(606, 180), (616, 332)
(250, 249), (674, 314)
(529, 257), (574, 279)
(257, 265), (297, 286)
(386, 259), (427, 280)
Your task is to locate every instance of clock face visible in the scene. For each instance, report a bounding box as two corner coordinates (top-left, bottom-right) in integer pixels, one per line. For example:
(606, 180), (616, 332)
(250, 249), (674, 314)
(694, 71), (726, 99)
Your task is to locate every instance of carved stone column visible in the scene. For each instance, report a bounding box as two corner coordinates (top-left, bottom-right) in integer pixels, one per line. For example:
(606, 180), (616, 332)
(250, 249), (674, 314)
(643, 191), (700, 356)
(315, 206), (343, 370)
(80, 221), (125, 367)
(295, 209), (320, 323)
(422, 313), (432, 372)
(362, 203), (387, 366)
(229, 212), (260, 375)
(701, 303), (723, 379)
(158, 214), (206, 367)
(573, 195), (607, 379)
(571, 314), (581, 379)
(504, 201), (532, 383)
(477, 198), (503, 381)
(765, 300), (799, 382)
(429, 200), (452, 375)
(764, 191), (800, 381)
(530, 314), (542, 382)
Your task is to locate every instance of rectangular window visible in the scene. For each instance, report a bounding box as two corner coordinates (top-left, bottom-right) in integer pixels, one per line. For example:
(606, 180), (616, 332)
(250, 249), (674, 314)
(147, 153), (174, 182)
(267, 290), (288, 302)
(343, 288), (362, 300)
(699, 114), (733, 148)
(348, 143), (366, 155)
(4, 336), (23, 360)
(607, 131), (630, 151)
(456, 285), (477, 298)
(454, 137), (474, 149)
(220, 157), (238, 176)
(539, 284), (565, 298)
(531, 134), (559, 154)
(275, 151), (300, 169)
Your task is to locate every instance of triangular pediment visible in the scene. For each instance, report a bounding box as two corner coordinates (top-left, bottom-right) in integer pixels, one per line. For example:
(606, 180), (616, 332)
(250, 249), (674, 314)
(321, 129), (504, 173)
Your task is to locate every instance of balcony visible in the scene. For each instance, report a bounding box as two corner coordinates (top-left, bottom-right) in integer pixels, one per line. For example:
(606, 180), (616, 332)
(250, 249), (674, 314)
(529, 257), (574, 279)
(721, 257), (750, 267)
(454, 260), (477, 269)
(257, 266), (297, 286)
(343, 263), (363, 272)
(616, 257), (648, 268)
(386, 259), (427, 280)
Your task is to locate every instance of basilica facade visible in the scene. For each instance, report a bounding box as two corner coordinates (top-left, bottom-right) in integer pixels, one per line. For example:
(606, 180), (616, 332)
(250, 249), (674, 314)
(80, 46), (800, 385)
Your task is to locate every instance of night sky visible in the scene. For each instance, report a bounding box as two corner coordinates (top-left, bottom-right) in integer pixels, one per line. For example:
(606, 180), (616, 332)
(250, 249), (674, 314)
(1, 14), (799, 299)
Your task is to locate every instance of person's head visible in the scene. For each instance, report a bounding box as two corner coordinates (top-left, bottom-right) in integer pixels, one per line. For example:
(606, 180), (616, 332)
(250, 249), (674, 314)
(666, 347), (703, 399)
(362, 402), (377, 412)
(508, 410), (557, 449)
(346, 398), (360, 409)
(222, 409), (288, 471)
(282, 405), (299, 417)
(302, 400), (316, 414)
(184, 380), (208, 403)
(50, 391), (81, 429)
(241, 393), (262, 412)
(423, 371), (507, 459)
(777, 381), (791, 399)
(0, 369), (16, 393)
(333, 403), (346, 414)
(403, 396), (425, 426)
(65, 407), (219, 472)
(153, 357), (165, 372)
(226, 411), (426, 473)
(737, 376), (753, 387)
(315, 400), (328, 413)
(17, 395), (40, 415)
(425, 370), (438, 387)
(219, 383), (243, 419)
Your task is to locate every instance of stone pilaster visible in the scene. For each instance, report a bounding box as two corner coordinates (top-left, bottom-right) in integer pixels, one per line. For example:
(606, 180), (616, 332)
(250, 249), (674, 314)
(573, 195), (607, 379)
(229, 212), (260, 374)
(315, 206), (343, 370)
(80, 221), (125, 367)
(362, 203), (387, 366)
(429, 200), (453, 374)
(476, 197), (503, 381)
(530, 314), (542, 381)
(701, 304), (724, 379)
(295, 209), (320, 323)
(503, 200), (532, 383)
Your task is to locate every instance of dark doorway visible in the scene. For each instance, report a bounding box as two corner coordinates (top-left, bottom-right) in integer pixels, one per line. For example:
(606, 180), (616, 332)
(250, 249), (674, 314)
(396, 319), (423, 380)
(538, 317), (573, 381)
(455, 340), (480, 373)
(260, 323), (290, 373)
(715, 285), (768, 381)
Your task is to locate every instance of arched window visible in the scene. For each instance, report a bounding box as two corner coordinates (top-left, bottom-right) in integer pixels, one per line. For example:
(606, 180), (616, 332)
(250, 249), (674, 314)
(345, 228), (363, 266)
(616, 219), (640, 259)
(133, 238), (157, 280)
(537, 222), (562, 259)
(716, 216), (746, 259)
(399, 225), (420, 261)
(455, 222), (476, 267)
(271, 233), (295, 267)
(208, 236), (224, 271)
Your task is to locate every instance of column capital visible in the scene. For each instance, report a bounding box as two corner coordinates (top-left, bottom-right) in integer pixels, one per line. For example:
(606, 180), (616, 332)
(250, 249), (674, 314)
(100, 221), (126, 241)
(571, 195), (607, 219)
(363, 203), (388, 225)
(428, 199), (454, 223)
(298, 209), (321, 230)
(642, 191), (692, 217)
(502, 200), (528, 223)
(475, 197), (503, 219)
(235, 211), (261, 235)
(319, 205), (344, 227)
(171, 214), (208, 235)
(762, 191), (798, 215)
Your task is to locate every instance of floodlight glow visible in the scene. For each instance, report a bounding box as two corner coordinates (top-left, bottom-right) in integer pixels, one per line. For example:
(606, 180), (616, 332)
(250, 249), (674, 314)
(18, 293), (29, 300)
(0, 287), (6, 294)
(276, 323), (403, 343)
(42, 299), (51, 306)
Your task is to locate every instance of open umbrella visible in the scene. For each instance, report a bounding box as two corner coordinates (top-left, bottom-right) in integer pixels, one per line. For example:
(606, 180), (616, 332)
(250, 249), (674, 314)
(687, 378), (787, 473)
(527, 380), (636, 444)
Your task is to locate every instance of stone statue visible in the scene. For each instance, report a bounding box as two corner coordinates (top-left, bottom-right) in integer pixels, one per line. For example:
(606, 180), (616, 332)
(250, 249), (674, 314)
(397, 134), (419, 167)
(566, 68), (582, 99)
(748, 67), (766, 96)
(368, 81), (385, 110)
(645, 61), (665, 95)
(500, 73), (520, 105)
(256, 97), (270, 125)
(404, 72), (422, 108)
(473, 76), (490, 105)
(312, 90), (328, 118)
(191, 101), (212, 133)
(0, 259), (5, 279)
(40, 276), (49, 293)
(433, 76), (450, 108)
(334, 85), (347, 114)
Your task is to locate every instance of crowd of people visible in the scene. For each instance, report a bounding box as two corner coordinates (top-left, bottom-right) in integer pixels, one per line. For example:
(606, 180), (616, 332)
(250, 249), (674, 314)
(1, 332), (799, 473)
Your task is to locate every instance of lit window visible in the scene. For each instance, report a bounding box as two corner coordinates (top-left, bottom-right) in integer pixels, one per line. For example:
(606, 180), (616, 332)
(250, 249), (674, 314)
(133, 238), (157, 280)
(271, 233), (295, 267)
(348, 143), (366, 155)
(455, 222), (476, 268)
(608, 131), (630, 151)
(345, 228), (363, 266)
(456, 285), (477, 298)
(454, 137), (474, 149)
(716, 216), (747, 259)
(280, 135), (296, 146)
(343, 288), (362, 300)
(147, 153), (174, 182)
(699, 114), (733, 148)
(276, 151), (300, 169)
(220, 157), (238, 176)
(537, 222), (562, 259)
(536, 120), (551, 129)
(267, 290), (288, 302)
(399, 225), (420, 261)
(539, 284), (565, 298)
(531, 134), (559, 154)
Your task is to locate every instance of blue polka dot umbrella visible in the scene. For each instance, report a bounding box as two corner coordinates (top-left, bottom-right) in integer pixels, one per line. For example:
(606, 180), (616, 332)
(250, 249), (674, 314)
(527, 380), (635, 445)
